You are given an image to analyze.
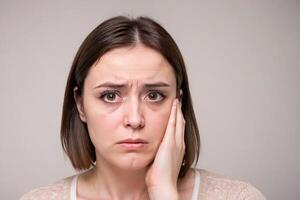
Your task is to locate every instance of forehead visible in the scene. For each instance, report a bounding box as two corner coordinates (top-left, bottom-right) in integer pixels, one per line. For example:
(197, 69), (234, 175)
(85, 45), (176, 86)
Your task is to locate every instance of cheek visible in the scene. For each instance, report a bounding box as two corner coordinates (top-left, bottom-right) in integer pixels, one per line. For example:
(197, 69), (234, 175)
(147, 106), (171, 140)
(84, 101), (123, 144)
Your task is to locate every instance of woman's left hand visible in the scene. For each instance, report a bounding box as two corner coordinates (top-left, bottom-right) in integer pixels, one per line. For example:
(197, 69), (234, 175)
(145, 98), (186, 200)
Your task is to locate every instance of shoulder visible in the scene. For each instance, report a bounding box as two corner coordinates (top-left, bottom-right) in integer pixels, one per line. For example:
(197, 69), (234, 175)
(196, 168), (266, 200)
(20, 175), (75, 200)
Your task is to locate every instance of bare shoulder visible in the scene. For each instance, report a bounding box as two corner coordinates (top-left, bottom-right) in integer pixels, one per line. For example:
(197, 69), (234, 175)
(20, 175), (74, 200)
(197, 168), (266, 200)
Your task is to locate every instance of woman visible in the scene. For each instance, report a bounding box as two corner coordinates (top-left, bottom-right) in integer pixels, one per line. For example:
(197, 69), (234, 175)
(21, 16), (265, 200)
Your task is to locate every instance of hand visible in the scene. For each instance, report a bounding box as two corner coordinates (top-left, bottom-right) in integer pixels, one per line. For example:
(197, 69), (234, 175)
(145, 98), (186, 200)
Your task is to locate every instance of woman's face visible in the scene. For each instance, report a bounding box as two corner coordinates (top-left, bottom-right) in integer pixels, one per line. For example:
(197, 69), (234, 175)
(75, 44), (177, 170)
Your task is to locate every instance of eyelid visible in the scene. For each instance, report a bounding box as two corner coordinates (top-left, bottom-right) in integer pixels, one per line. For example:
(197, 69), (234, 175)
(100, 89), (120, 96)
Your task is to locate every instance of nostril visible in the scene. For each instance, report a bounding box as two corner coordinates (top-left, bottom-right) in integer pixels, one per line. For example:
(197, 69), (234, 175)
(124, 116), (145, 129)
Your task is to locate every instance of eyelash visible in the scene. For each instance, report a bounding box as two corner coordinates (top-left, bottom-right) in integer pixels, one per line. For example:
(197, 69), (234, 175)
(99, 89), (166, 103)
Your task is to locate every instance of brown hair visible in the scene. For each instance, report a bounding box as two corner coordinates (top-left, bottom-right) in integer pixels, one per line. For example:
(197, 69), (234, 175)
(61, 15), (200, 178)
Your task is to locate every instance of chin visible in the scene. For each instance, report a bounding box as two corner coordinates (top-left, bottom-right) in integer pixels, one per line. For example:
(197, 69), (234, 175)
(114, 153), (154, 171)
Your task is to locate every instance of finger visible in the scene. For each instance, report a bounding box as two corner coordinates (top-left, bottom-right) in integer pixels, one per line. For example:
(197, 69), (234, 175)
(175, 99), (185, 147)
(162, 98), (177, 144)
(180, 100), (186, 143)
(180, 102), (186, 150)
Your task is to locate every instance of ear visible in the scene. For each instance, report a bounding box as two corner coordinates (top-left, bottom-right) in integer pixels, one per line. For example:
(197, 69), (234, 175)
(179, 89), (183, 102)
(73, 86), (87, 123)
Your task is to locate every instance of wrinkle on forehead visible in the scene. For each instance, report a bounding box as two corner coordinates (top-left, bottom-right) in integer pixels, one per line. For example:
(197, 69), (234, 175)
(87, 45), (176, 89)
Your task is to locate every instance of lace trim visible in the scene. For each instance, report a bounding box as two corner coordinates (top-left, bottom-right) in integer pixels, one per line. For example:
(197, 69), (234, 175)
(70, 168), (201, 200)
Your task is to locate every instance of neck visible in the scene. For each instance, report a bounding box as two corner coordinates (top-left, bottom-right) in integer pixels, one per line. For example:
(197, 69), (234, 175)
(83, 158), (150, 200)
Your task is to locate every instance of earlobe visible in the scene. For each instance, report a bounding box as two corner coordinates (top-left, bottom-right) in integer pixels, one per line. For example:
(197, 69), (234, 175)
(179, 89), (183, 102)
(73, 86), (87, 123)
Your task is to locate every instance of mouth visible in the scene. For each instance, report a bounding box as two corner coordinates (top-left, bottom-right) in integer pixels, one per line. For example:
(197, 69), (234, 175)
(119, 142), (146, 148)
(118, 138), (148, 144)
(117, 138), (148, 149)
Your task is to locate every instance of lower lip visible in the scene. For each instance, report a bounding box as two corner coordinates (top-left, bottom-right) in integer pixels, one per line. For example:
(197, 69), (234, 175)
(119, 142), (146, 149)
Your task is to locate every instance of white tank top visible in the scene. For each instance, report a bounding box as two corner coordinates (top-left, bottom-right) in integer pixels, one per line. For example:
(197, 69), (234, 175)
(70, 169), (201, 200)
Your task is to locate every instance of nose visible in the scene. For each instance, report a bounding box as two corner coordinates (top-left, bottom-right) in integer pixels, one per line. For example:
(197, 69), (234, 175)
(123, 97), (145, 129)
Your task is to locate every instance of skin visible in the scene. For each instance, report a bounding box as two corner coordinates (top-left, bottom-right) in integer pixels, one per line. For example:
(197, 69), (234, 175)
(74, 44), (195, 200)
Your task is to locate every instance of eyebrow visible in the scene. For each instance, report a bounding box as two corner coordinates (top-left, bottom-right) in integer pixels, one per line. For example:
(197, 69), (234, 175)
(93, 81), (171, 89)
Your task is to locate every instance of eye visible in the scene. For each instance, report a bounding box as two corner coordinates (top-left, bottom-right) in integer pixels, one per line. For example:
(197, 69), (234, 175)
(99, 90), (121, 103)
(146, 90), (166, 102)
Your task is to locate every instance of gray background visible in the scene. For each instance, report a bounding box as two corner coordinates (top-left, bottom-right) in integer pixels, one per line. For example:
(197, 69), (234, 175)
(0, 0), (299, 199)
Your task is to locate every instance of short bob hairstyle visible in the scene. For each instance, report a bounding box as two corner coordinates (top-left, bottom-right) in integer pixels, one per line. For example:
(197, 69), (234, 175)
(61, 15), (200, 178)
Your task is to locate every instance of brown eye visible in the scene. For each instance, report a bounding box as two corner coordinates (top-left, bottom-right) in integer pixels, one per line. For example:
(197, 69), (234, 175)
(146, 91), (166, 102)
(148, 92), (158, 99)
(106, 93), (116, 101)
(100, 90), (121, 103)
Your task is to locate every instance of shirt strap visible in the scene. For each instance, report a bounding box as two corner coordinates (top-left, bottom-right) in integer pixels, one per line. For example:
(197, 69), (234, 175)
(191, 168), (201, 200)
(70, 175), (78, 200)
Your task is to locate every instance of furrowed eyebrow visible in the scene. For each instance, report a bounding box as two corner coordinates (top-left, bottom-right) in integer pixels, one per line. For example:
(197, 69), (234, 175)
(93, 82), (171, 89)
(144, 82), (171, 88)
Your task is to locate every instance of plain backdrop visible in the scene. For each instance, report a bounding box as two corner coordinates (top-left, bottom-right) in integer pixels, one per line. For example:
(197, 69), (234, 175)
(0, 0), (299, 199)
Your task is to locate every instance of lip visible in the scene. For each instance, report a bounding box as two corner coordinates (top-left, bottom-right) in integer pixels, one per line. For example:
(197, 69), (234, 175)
(117, 138), (148, 149)
(117, 138), (148, 144)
